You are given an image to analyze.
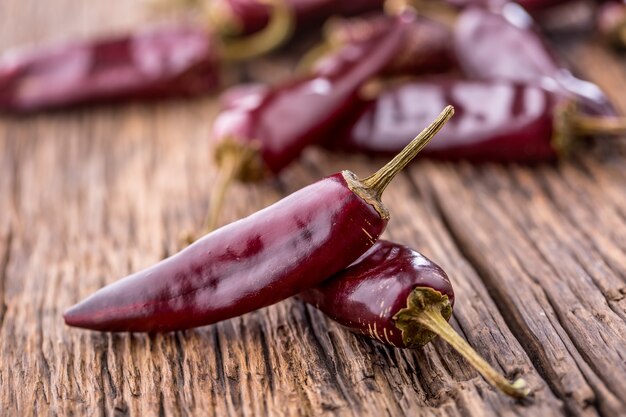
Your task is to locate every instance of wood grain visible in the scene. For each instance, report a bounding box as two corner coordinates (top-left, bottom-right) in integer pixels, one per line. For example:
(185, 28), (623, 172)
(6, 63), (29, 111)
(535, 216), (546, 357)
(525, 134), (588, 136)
(1, 1), (626, 416)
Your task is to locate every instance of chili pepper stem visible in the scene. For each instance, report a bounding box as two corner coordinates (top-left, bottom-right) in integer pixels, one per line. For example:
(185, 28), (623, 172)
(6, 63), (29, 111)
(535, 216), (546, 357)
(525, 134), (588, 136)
(571, 114), (626, 136)
(407, 0), (458, 28)
(362, 105), (454, 199)
(180, 150), (244, 245)
(205, 150), (242, 232)
(219, 0), (294, 61)
(394, 287), (530, 399)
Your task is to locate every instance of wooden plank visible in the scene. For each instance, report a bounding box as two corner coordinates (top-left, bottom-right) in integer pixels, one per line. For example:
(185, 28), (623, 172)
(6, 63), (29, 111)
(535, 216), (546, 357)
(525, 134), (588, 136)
(2, 0), (626, 416)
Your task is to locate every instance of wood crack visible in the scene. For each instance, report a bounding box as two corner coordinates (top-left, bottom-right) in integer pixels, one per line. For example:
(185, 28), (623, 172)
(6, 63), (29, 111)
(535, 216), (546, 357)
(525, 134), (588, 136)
(423, 179), (592, 417)
(0, 226), (12, 329)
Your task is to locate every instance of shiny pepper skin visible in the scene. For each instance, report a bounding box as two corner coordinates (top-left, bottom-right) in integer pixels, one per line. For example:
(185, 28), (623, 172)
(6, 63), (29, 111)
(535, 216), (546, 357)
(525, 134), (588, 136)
(64, 173), (387, 332)
(214, 0), (384, 35)
(0, 26), (219, 112)
(330, 78), (562, 162)
(212, 11), (413, 176)
(301, 240), (454, 348)
(453, 5), (614, 115)
(319, 13), (456, 77)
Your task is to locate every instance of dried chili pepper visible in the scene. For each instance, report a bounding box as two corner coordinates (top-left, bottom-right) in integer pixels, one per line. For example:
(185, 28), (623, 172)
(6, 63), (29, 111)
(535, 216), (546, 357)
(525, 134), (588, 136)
(328, 78), (626, 162)
(458, 5), (614, 114)
(301, 240), (529, 399)
(415, 2), (614, 115)
(0, 0), (292, 113)
(63, 106), (454, 332)
(301, 12), (456, 77)
(204, 10), (413, 231)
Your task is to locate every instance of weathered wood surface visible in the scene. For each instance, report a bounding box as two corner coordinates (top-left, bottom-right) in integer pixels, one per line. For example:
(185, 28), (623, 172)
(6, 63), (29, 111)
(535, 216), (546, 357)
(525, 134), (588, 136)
(1, 1), (626, 416)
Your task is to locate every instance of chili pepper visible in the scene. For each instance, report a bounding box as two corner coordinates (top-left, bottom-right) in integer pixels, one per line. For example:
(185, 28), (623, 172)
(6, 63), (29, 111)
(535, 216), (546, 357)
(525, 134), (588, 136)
(203, 10), (413, 231)
(300, 12), (456, 77)
(415, 2), (615, 116)
(457, 5), (615, 115)
(597, 1), (626, 49)
(0, 0), (292, 113)
(328, 78), (626, 162)
(63, 106), (454, 332)
(300, 240), (529, 398)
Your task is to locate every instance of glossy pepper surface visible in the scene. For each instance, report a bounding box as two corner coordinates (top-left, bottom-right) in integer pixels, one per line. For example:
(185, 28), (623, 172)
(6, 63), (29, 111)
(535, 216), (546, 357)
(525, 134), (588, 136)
(63, 106), (454, 332)
(302, 240), (454, 348)
(309, 12), (456, 77)
(0, 26), (219, 112)
(452, 5), (614, 115)
(212, 10), (413, 179)
(301, 239), (529, 399)
(0, 1), (292, 113)
(330, 78), (625, 162)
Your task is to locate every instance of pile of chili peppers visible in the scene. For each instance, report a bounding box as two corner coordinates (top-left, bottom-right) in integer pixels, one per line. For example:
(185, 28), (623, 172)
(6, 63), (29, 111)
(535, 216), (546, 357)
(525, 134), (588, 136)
(2, 0), (620, 401)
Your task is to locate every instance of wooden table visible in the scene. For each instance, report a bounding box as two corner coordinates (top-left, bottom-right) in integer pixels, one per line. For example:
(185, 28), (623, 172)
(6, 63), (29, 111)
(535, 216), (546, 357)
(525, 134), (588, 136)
(2, 1), (626, 416)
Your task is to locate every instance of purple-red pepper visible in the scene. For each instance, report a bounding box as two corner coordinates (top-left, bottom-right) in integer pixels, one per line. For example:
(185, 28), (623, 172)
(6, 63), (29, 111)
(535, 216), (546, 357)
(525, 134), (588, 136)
(204, 10), (413, 230)
(305, 12), (456, 77)
(0, 0), (292, 113)
(0, 26), (219, 112)
(62, 106), (454, 332)
(328, 78), (626, 162)
(301, 239), (529, 398)
(451, 5), (615, 115)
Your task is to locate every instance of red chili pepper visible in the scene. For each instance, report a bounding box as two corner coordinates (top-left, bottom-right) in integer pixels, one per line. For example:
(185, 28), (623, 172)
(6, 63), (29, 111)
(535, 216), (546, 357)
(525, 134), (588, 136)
(328, 78), (626, 162)
(301, 240), (529, 398)
(301, 12), (456, 77)
(0, 1), (292, 113)
(204, 10), (413, 231)
(62, 106), (454, 332)
(415, 2), (615, 115)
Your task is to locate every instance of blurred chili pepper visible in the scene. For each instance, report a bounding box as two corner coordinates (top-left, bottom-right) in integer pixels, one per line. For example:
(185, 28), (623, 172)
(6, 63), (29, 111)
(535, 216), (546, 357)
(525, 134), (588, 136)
(414, 2), (615, 115)
(63, 107), (453, 332)
(328, 78), (626, 162)
(456, 5), (614, 114)
(301, 12), (456, 77)
(301, 239), (529, 398)
(0, 0), (292, 113)
(203, 10), (414, 231)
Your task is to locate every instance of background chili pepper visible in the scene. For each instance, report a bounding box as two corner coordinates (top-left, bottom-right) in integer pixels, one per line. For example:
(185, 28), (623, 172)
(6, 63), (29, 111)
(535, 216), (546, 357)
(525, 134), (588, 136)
(305, 12), (457, 78)
(301, 239), (529, 398)
(204, 10), (413, 231)
(62, 106), (454, 332)
(0, 0), (292, 113)
(0, 26), (219, 112)
(327, 78), (626, 162)
(450, 5), (615, 116)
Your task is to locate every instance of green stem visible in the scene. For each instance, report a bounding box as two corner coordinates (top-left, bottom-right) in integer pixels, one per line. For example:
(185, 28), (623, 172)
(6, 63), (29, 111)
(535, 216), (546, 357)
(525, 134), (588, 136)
(362, 105), (454, 199)
(572, 113), (626, 136)
(219, 0), (294, 62)
(394, 287), (530, 399)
